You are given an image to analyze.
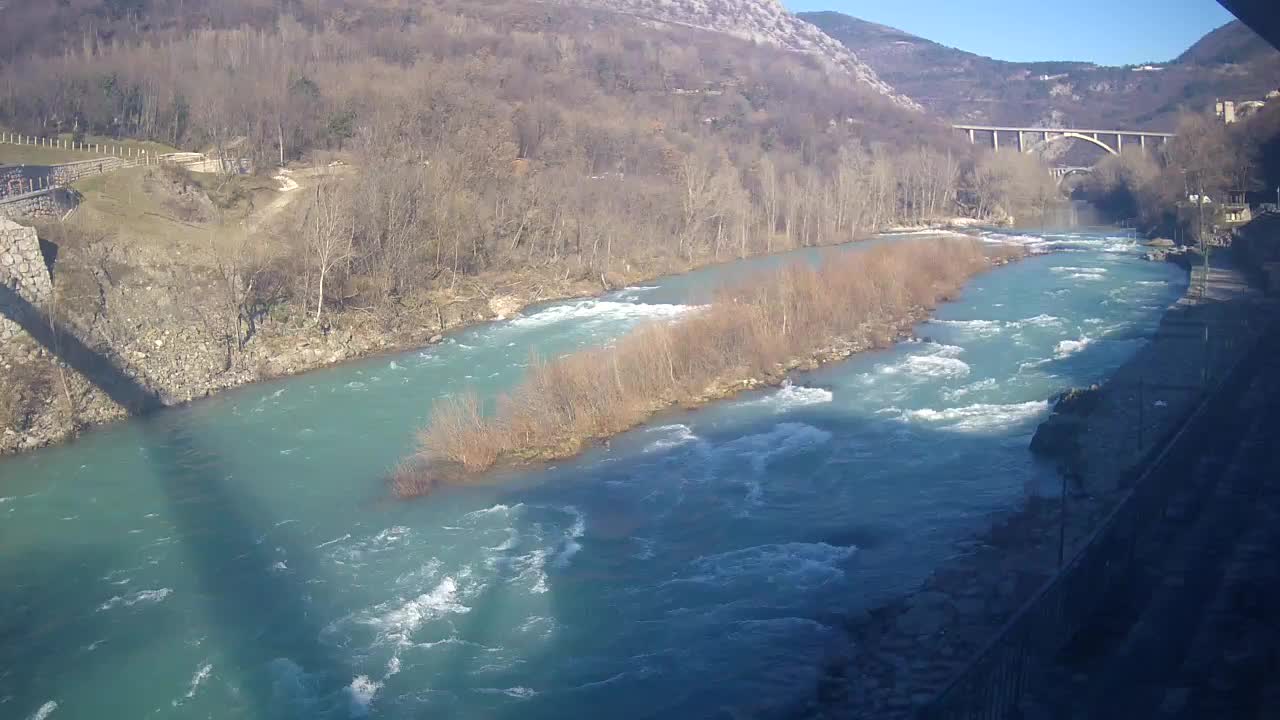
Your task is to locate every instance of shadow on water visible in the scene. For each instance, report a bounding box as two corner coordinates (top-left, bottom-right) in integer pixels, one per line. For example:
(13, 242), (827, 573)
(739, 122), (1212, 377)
(0, 547), (161, 712)
(430, 401), (1051, 720)
(0, 284), (358, 717)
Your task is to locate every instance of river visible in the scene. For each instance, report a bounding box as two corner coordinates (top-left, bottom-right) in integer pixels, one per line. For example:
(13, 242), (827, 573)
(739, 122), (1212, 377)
(0, 225), (1186, 720)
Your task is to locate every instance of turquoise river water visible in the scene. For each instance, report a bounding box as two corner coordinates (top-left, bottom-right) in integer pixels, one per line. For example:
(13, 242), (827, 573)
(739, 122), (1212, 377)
(0, 226), (1185, 720)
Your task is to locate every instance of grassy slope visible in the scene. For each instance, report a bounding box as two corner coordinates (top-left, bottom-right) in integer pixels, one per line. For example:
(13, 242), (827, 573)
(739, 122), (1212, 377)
(71, 167), (281, 263)
(1, 129), (178, 166)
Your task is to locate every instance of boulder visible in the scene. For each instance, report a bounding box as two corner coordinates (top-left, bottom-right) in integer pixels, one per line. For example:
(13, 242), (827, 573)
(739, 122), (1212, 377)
(1029, 413), (1083, 459)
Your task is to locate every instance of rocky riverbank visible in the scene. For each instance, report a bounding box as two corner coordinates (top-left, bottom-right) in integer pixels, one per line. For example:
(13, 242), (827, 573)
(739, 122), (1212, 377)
(0, 267), (640, 456)
(804, 251), (1272, 719)
(2, 218), (989, 458)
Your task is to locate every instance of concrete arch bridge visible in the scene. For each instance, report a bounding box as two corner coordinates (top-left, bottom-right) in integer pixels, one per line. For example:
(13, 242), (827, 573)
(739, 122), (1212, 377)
(953, 125), (1176, 156)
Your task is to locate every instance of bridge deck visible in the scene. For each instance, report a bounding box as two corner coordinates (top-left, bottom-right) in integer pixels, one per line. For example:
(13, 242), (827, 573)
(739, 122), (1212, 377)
(953, 124), (1175, 137)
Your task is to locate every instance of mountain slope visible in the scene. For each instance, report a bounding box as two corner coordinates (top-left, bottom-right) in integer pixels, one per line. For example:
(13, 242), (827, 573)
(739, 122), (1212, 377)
(1178, 19), (1276, 65)
(0, 0), (919, 112)
(803, 12), (1280, 130)
(553, 0), (921, 110)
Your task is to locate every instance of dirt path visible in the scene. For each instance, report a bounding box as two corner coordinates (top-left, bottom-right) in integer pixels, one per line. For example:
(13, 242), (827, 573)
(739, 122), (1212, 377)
(244, 170), (302, 234)
(242, 164), (352, 235)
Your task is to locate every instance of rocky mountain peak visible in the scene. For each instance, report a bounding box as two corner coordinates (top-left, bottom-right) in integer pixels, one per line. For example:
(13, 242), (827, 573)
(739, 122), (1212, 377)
(551, 0), (922, 110)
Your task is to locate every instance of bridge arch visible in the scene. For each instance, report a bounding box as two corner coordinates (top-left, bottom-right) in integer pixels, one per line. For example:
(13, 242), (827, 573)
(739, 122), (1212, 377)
(1054, 167), (1094, 188)
(1034, 132), (1119, 157)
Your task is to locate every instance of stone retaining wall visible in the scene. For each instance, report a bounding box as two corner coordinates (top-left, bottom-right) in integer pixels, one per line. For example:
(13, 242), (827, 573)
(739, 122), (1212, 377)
(0, 158), (132, 199)
(0, 188), (78, 221)
(0, 217), (52, 342)
(50, 156), (130, 184)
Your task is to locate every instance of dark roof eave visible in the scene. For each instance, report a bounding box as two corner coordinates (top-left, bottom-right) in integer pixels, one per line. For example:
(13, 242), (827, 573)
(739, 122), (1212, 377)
(1217, 0), (1280, 50)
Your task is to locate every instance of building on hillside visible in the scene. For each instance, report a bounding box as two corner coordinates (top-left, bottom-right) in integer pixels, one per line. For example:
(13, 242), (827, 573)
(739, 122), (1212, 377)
(1215, 100), (1238, 123)
(1215, 92), (1280, 123)
(1222, 190), (1253, 227)
(1175, 190), (1253, 247)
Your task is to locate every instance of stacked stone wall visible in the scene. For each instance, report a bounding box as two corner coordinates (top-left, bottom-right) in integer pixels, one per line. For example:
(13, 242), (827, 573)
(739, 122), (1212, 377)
(0, 188), (77, 221)
(0, 217), (52, 343)
(50, 157), (129, 184)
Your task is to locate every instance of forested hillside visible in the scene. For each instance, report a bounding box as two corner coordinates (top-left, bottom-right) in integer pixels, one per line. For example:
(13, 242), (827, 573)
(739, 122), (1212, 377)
(2, 0), (1063, 453)
(805, 12), (1280, 131)
(0, 0), (1024, 299)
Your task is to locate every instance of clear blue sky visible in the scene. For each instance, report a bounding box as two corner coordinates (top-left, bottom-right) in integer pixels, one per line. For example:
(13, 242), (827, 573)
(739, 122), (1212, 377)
(785, 0), (1238, 66)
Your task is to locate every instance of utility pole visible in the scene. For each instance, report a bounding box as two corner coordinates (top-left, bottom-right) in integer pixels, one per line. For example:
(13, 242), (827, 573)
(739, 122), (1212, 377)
(1197, 176), (1209, 299)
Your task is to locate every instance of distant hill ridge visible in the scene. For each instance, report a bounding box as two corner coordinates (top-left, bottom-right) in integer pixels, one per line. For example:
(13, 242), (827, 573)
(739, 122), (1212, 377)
(802, 12), (1280, 130)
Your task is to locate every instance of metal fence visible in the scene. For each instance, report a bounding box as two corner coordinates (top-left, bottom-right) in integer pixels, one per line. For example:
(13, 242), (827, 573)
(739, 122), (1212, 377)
(917, 323), (1266, 720)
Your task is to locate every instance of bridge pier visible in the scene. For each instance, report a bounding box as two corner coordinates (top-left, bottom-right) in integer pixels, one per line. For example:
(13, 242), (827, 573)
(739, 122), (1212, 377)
(1017, 131), (1024, 153)
(968, 128), (975, 144)
(1118, 134), (1124, 153)
(993, 130), (999, 151)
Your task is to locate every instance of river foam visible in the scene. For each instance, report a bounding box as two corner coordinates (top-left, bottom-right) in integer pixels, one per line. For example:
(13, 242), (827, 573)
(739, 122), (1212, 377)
(643, 424), (703, 453)
(716, 424), (833, 508)
(892, 354), (971, 380)
(509, 299), (697, 329)
(1054, 336), (1092, 358)
(553, 506), (586, 569)
(902, 400), (1050, 433)
(942, 378), (998, 401)
(27, 702), (58, 720)
(368, 576), (471, 647)
(719, 423), (833, 475)
(680, 542), (857, 590)
(346, 675), (382, 716)
(750, 381), (834, 412)
(930, 318), (1004, 338)
(96, 588), (172, 612)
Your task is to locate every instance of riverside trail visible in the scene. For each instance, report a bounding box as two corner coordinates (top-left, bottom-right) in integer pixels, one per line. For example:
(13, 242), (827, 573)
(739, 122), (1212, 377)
(0, 226), (1187, 720)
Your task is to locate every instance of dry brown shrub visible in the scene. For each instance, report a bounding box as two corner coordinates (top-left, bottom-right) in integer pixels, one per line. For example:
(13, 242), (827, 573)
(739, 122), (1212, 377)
(406, 238), (1002, 495)
(390, 457), (434, 499)
(420, 392), (502, 472)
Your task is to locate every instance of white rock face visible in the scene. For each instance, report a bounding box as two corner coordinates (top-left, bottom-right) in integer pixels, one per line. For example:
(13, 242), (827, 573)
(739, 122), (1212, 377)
(556, 0), (921, 110)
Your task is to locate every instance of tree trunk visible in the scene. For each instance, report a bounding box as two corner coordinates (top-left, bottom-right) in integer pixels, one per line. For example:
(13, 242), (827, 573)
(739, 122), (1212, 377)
(316, 264), (326, 323)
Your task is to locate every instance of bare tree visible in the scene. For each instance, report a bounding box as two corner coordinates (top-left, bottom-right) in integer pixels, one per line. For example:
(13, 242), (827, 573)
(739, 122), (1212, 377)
(303, 181), (354, 324)
(207, 225), (271, 355)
